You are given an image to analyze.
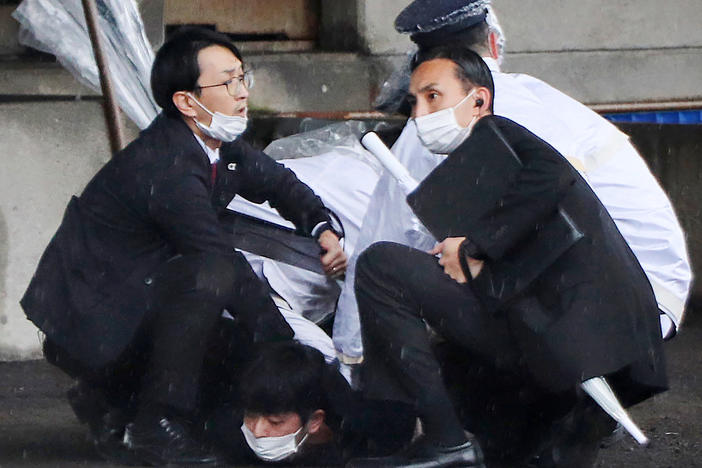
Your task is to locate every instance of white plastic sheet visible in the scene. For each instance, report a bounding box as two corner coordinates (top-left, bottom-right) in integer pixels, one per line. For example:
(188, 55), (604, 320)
(229, 121), (385, 325)
(265, 120), (384, 172)
(373, 49), (414, 114)
(333, 123), (443, 360)
(13, 0), (159, 129)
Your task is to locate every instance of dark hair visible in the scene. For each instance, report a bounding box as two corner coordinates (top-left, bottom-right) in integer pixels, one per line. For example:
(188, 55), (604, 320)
(240, 342), (327, 423)
(151, 27), (243, 117)
(411, 46), (495, 112)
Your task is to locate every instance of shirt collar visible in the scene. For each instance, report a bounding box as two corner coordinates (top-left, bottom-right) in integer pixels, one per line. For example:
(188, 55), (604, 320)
(192, 132), (220, 165)
(481, 56), (501, 73)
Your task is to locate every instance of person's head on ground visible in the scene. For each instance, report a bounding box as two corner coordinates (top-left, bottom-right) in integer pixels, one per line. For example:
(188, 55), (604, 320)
(408, 46), (494, 153)
(239, 342), (334, 462)
(151, 26), (253, 147)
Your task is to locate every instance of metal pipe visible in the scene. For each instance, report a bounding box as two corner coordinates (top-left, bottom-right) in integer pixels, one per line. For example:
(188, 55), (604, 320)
(262, 100), (702, 120)
(81, 0), (125, 155)
(589, 100), (702, 114)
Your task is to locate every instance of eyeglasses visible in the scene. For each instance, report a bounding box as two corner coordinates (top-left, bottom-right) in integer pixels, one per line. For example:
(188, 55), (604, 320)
(197, 70), (255, 96)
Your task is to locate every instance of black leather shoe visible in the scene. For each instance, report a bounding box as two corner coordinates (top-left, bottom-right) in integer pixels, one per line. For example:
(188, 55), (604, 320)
(124, 414), (221, 465)
(347, 436), (486, 468)
(67, 381), (129, 445)
(526, 398), (616, 468)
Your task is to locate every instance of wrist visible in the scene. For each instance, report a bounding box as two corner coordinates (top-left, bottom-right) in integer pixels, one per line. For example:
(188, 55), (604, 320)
(459, 238), (486, 261)
(312, 210), (345, 241)
(311, 221), (331, 240)
(312, 222), (342, 242)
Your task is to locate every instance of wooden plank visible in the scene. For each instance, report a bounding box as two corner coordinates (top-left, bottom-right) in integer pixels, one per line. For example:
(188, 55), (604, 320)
(164, 0), (320, 40)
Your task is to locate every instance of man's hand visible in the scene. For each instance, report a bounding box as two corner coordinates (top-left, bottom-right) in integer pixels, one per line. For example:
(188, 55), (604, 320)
(319, 230), (347, 278)
(429, 237), (484, 283)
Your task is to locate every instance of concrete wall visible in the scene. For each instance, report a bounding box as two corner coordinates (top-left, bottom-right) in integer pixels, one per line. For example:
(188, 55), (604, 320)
(497, 0), (702, 52)
(497, 0), (702, 105)
(319, 1), (361, 52)
(4, 1), (702, 106)
(0, 4), (21, 55)
(354, 0), (702, 105)
(0, 56), (394, 113)
(357, 0), (702, 53)
(0, 101), (138, 360)
(314, 0), (700, 107)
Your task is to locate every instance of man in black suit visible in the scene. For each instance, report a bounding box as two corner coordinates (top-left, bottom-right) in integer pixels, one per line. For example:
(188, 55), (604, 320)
(348, 47), (666, 468)
(21, 27), (346, 465)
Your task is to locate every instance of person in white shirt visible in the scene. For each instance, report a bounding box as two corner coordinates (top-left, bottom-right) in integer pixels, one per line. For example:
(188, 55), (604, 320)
(332, 0), (692, 363)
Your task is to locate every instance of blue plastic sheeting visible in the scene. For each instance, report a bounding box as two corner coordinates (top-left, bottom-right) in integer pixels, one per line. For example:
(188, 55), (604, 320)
(605, 110), (702, 124)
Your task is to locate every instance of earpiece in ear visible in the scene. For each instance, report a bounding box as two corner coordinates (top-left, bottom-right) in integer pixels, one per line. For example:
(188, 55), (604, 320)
(475, 98), (484, 107)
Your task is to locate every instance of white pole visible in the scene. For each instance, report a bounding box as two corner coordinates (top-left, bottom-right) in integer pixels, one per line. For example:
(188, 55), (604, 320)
(360, 132), (419, 195)
(581, 377), (649, 445)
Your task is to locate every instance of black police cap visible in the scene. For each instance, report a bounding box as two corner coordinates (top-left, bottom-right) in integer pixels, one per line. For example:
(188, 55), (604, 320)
(395, 0), (489, 46)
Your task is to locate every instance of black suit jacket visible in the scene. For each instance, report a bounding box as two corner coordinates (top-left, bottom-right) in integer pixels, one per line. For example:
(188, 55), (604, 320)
(21, 113), (330, 368)
(456, 116), (666, 402)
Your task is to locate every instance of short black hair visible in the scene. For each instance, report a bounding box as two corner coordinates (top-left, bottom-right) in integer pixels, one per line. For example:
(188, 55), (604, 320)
(411, 46), (495, 112)
(151, 27), (243, 117)
(240, 342), (327, 423)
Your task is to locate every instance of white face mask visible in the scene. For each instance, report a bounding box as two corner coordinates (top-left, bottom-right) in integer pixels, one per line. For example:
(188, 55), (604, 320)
(414, 90), (478, 154)
(187, 93), (248, 142)
(241, 423), (309, 462)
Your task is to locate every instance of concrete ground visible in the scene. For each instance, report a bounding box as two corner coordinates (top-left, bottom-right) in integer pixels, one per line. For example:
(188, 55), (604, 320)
(1, 308), (700, 468)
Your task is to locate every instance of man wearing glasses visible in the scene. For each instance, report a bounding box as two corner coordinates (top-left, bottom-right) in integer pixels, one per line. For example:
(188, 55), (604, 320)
(21, 27), (346, 465)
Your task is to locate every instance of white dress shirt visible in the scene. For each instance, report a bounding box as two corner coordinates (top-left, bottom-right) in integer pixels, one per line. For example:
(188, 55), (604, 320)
(192, 133), (220, 165)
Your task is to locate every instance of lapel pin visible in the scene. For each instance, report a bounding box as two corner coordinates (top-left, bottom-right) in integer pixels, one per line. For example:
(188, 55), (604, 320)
(227, 163), (237, 171)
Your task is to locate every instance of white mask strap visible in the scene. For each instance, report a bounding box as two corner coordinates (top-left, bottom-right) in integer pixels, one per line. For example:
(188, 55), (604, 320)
(186, 92), (214, 117)
(453, 89), (475, 112)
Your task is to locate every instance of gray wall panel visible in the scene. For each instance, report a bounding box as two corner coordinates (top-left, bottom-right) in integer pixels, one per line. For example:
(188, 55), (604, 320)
(358, 0), (702, 55)
(0, 102), (138, 360)
(504, 48), (702, 104)
(496, 0), (702, 52)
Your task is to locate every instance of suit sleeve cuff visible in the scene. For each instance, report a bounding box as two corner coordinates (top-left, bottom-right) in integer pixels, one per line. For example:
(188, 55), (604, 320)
(460, 238), (487, 261)
(311, 222), (332, 240)
(311, 209), (345, 241)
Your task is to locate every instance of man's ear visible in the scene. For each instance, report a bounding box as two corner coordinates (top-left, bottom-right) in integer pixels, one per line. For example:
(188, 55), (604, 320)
(172, 91), (198, 118)
(475, 87), (491, 113)
(306, 409), (326, 435)
(488, 31), (500, 61)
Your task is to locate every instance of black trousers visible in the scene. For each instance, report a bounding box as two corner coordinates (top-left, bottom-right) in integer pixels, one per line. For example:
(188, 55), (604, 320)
(355, 242), (523, 404)
(46, 251), (293, 415)
(355, 242), (577, 456)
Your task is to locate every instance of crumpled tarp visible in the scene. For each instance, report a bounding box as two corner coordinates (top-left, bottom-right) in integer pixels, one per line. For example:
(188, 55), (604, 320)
(13, 0), (159, 129)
